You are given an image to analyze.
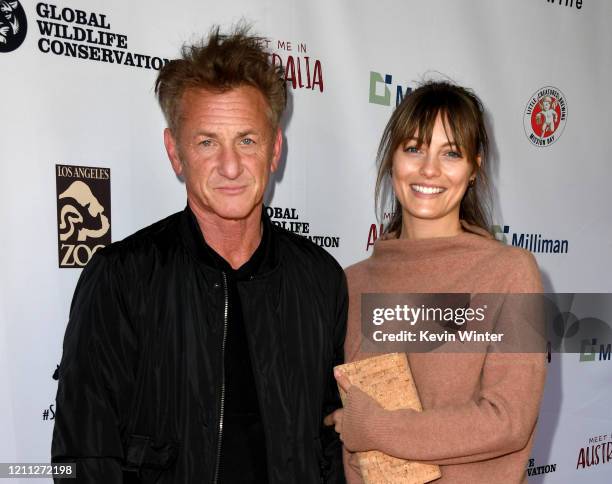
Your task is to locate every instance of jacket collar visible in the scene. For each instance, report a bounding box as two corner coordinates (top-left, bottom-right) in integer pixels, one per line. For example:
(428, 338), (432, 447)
(178, 204), (280, 276)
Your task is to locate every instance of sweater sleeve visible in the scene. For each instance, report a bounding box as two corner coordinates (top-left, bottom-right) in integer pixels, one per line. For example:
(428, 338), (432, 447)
(342, 445), (363, 484)
(341, 352), (546, 465)
(340, 250), (547, 466)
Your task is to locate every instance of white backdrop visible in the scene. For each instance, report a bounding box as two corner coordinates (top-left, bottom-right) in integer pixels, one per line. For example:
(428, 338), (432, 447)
(1, 0), (611, 482)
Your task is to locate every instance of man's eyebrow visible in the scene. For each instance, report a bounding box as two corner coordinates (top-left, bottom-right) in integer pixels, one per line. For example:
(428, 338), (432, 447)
(237, 130), (261, 137)
(195, 130), (217, 138)
(193, 129), (262, 138)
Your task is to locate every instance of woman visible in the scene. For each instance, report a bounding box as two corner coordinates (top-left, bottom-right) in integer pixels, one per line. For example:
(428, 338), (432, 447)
(325, 81), (546, 483)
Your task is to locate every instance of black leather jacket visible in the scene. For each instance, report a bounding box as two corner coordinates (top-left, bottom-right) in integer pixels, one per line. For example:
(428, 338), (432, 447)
(52, 206), (347, 484)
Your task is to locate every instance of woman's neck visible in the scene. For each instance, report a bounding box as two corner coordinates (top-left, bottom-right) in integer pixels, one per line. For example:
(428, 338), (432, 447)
(400, 216), (463, 240)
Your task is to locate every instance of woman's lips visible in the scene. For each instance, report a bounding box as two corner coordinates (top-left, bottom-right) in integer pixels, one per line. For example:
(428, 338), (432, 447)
(411, 184), (445, 195)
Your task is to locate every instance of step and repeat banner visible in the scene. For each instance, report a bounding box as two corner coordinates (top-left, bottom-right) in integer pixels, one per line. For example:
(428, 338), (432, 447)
(1, 0), (611, 482)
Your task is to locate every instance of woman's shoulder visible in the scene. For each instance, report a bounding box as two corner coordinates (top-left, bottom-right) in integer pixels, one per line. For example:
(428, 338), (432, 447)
(344, 255), (387, 294)
(499, 244), (543, 292)
(463, 233), (542, 292)
(463, 229), (538, 265)
(460, 221), (537, 263)
(344, 256), (373, 281)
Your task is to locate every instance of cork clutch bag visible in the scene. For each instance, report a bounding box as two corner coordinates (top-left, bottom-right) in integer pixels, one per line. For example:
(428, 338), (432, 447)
(336, 353), (441, 484)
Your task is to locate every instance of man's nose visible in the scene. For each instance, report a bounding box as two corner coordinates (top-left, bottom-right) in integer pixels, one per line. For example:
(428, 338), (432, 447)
(217, 145), (242, 179)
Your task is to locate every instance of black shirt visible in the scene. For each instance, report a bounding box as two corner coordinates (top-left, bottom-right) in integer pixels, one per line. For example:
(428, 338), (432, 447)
(200, 224), (270, 483)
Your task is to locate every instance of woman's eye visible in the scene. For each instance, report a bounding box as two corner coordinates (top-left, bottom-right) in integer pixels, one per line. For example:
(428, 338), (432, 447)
(404, 146), (420, 154)
(446, 150), (461, 158)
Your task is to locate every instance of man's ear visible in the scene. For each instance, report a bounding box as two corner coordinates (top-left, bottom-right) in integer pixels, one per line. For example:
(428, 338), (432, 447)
(164, 128), (183, 177)
(270, 127), (282, 173)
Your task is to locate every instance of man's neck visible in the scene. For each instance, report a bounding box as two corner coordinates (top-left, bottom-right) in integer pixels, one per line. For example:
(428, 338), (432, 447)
(190, 202), (263, 270)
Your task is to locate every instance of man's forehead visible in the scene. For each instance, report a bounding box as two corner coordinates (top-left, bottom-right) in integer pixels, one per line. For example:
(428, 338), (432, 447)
(181, 85), (267, 108)
(177, 86), (272, 127)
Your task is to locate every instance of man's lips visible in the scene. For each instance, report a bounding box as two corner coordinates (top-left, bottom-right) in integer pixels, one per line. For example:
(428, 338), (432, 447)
(215, 186), (247, 194)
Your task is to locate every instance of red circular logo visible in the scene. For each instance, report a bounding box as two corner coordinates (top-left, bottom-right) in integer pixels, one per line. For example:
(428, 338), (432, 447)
(524, 87), (568, 147)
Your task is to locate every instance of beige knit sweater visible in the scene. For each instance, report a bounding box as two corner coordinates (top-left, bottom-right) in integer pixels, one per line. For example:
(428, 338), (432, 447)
(341, 225), (547, 484)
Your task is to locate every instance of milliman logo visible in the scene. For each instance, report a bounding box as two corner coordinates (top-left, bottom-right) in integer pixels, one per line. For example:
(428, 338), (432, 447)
(56, 164), (111, 268)
(368, 71), (412, 107)
(579, 338), (611, 362)
(492, 224), (568, 254)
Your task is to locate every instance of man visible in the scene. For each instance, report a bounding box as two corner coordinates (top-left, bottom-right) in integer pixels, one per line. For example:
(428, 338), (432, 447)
(52, 25), (347, 484)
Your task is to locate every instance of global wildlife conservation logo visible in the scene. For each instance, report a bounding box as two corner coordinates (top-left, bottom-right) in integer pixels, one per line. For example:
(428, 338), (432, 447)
(0, 1), (27, 52)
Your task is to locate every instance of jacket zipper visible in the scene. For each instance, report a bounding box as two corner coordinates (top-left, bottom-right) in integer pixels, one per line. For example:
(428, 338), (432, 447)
(213, 272), (229, 484)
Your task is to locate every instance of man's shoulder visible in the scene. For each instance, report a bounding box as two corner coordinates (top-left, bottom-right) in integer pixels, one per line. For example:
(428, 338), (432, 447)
(271, 224), (343, 275)
(96, 211), (184, 261)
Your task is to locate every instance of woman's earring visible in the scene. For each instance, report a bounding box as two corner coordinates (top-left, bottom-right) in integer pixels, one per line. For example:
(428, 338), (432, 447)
(468, 178), (476, 187)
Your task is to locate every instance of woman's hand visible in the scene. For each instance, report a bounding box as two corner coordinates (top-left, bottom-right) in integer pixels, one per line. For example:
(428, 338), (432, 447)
(323, 408), (344, 436)
(323, 370), (353, 437)
(325, 369), (386, 452)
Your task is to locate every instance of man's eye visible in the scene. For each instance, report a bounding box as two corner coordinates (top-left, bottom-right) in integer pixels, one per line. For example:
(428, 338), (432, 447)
(240, 138), (255, 145)
(200, 139), (213, 147)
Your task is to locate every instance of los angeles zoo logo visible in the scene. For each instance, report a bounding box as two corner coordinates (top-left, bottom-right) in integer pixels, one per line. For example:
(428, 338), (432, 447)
(0, 0), (27, 52)
(56, 164), (111, 268)
(523, 86), (567, 147)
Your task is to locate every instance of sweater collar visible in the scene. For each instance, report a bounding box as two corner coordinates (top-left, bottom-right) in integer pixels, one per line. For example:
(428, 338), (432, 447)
(372, 220), (494, 262)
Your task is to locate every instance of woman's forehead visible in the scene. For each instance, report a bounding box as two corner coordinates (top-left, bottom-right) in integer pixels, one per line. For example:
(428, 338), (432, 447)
(404, 112), (460, 145)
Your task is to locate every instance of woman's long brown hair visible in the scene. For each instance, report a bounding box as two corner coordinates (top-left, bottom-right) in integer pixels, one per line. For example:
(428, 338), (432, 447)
(375, 81), (492, 236)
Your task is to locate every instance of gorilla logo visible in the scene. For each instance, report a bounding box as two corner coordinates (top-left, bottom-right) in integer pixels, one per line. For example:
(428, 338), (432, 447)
(58, 180), (110, 242)
(0, 0), (27, 53)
